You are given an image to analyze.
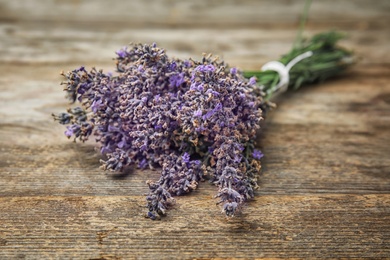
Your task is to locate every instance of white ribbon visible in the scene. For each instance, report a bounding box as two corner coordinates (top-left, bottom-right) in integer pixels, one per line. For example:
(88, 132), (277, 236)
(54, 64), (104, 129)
(261, 51), (313, 94)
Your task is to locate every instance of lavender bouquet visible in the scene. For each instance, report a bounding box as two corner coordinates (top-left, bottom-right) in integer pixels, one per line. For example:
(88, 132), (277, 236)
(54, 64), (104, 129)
(53, 32), (353, 219)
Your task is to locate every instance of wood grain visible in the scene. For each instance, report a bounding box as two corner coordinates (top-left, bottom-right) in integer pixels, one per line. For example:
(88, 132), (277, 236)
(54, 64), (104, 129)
(0, 0), (389, 259)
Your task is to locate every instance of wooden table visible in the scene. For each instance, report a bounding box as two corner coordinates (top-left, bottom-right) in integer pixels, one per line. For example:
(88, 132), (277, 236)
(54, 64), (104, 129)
(1, 0), (389, 258)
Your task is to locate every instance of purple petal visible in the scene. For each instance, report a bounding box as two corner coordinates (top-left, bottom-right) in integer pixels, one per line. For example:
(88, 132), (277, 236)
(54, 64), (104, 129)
(193, 109), (202, 117)
(64, 127), (73, 138)
(138, 158), (148, 169)
(252, 149), (264, 160)
(182, 152), (190, 164)
(249, 76), (257, 85)
(116, 47), (127, 58)
(91, 99), (103, 113)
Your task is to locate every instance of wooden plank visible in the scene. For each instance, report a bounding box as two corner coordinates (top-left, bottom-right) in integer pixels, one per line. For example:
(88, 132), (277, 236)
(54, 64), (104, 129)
(0, 195), (389, 258)
(1, 0), (389, 29)
(1, 23), (389, 66)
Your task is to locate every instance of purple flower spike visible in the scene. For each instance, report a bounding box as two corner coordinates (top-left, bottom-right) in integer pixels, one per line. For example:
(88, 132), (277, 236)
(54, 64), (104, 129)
(252, 149), (264, 160)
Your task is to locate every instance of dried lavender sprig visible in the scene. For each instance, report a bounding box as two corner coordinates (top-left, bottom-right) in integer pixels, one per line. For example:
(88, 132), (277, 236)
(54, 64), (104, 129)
(243, 31), (355, 100)
(146, 152), (203, 218)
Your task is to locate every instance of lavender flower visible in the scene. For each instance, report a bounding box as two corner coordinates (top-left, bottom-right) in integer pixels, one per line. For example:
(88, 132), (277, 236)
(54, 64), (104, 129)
(230, 67), (238, 75)
(252, 149), (264, 160)
(249, 76), (257, 85)
(169, 72), (185, 88)
(182, 152), (190, 164)
(146, 152), (203, 217)
(216, 188), (243, 217)
(115, 47), (128, 58)
(53, 43), (265, 219)
(64, 124), (79, 138)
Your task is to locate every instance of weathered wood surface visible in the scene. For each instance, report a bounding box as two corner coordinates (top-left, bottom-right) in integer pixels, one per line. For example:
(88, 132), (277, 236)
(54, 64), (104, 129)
(0, 0), (389, 259)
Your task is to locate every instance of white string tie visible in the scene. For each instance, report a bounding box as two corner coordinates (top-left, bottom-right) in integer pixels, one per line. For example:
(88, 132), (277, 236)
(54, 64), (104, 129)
(261, 51), (313, 94)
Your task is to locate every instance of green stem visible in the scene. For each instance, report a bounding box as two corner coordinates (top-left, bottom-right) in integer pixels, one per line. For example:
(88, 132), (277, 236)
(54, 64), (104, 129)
(293, 0), (312, 49)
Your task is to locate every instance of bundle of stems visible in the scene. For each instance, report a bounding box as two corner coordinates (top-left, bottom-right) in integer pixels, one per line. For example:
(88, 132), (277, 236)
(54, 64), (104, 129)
(243, 31), (355, 101)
